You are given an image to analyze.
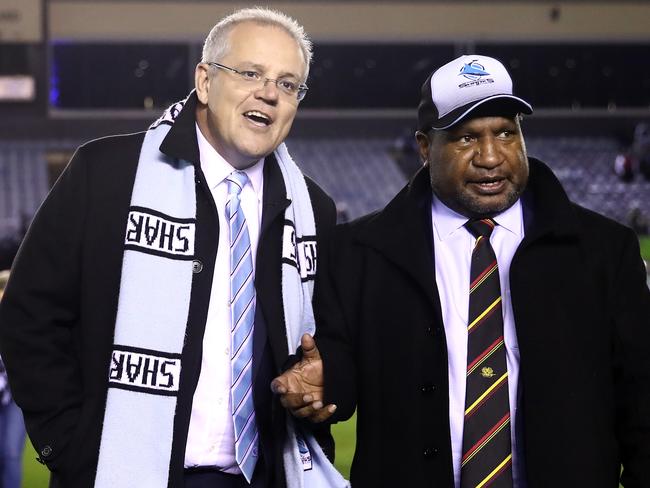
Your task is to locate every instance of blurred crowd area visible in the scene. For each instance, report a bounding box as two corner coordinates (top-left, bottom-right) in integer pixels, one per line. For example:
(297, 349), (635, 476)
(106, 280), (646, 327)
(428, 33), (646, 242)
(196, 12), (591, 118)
(1, 4), (650, 330)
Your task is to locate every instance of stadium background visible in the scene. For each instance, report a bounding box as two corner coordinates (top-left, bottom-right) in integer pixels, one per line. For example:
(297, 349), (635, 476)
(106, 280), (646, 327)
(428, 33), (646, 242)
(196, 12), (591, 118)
(1, 1), (649, 486)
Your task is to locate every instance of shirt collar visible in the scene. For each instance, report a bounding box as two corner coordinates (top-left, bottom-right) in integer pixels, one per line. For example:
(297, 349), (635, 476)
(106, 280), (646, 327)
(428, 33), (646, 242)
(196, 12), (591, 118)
(195, 123), (264, 197)
(431, 194), (467, 242)
(431, 192), (523, 241)
(493, 197), (523, 238)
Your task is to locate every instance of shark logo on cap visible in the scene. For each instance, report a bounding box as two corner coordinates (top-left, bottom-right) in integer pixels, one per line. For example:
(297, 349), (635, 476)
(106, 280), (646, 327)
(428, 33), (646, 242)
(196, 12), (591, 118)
(459, 60), (490, 81)
(458, 59), (495, 89)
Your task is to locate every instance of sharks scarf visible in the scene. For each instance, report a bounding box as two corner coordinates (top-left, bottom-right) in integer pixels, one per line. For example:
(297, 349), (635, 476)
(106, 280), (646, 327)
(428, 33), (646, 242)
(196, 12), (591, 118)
(94, 98), (348, 488)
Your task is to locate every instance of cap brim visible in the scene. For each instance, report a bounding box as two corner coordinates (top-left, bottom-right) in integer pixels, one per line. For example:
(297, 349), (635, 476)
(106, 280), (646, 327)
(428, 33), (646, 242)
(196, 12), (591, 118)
(431, 95), (533, 130)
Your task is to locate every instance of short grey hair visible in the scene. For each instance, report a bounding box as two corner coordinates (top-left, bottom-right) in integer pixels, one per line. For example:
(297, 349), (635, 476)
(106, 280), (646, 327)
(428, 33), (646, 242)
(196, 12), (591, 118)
(201, 7), (312, 80)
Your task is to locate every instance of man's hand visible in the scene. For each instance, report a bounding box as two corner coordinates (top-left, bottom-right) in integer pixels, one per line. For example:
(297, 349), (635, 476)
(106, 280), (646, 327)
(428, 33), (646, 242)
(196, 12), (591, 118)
(271, 333), (336, 423)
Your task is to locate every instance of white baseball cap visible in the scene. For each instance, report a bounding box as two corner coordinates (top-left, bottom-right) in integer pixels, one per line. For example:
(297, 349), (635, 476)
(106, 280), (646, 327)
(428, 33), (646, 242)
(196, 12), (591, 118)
(417, 54), (533, 131)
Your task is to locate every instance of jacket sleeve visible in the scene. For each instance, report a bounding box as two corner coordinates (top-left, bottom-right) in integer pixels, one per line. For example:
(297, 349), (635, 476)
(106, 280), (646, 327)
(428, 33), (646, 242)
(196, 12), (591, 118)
(0, 146), (88, 471)
(314, 223), (359, 423)
(612, 229), (650, 487)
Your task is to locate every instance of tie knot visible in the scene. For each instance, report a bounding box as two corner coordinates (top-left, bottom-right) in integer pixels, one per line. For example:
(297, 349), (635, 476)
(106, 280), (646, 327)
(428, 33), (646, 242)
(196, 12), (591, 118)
(464, 218), (496, 239)
(226, 170), (249, 196)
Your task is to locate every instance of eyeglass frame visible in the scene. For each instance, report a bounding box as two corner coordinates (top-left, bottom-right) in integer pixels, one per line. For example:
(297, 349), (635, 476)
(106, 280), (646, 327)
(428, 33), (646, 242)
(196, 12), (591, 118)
(206, 61), (309, 102)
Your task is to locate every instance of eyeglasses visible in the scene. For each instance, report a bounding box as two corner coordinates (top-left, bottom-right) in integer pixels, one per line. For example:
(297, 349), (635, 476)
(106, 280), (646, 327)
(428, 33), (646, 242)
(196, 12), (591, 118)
(207, 62), (308, 102)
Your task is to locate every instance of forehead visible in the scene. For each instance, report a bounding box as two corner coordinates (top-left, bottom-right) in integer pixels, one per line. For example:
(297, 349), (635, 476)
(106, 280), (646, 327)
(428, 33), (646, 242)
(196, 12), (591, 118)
(448, 115), (518, 133)
(223, 22), (305, 75)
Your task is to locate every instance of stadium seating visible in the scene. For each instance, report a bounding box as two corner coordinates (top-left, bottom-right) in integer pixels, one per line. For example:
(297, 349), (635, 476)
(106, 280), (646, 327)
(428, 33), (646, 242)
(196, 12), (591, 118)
(526, 136), (650, 226)
(288, 138), (407, 220)
(0, 140), (52, 240)
(1, 135), (649, 228)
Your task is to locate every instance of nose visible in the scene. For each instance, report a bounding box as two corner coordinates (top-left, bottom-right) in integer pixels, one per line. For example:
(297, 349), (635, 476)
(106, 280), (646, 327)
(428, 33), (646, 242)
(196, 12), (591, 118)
(255, 79), (280, 104)
(473, 136), (502, 169)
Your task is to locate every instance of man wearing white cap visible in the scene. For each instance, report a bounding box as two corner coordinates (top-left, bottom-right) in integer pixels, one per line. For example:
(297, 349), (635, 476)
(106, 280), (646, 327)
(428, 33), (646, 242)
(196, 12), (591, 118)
(274, 55), (650, 487)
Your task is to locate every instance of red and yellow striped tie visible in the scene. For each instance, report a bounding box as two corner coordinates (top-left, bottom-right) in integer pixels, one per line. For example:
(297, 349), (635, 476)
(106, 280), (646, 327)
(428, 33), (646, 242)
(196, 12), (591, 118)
(461, 218), (512, 488)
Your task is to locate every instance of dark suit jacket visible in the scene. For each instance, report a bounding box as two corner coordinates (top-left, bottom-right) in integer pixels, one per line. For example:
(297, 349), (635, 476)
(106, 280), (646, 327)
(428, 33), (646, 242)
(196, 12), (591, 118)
(316, 158), (650, 488)
(0, 93), (336, 487)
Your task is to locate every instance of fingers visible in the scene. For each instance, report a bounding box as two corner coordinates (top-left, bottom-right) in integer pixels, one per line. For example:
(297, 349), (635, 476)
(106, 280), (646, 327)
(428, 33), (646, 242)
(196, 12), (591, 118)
(278, 391), (321, 410)
(300, 333), (321, 361)
(270, 369), (318, 395)
(270, 376), (289, 395)
(311, 404), (337, 423)
(291, 403), (338, 423)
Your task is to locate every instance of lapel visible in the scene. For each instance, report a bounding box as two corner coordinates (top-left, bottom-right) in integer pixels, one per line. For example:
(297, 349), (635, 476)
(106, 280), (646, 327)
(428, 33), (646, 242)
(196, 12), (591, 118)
(357, 166), (439, 307)
(158, 90), (201, 167)
(518, 157), (580, 249)
(260, 153), (291, 238)
(254, 153), (291, 373)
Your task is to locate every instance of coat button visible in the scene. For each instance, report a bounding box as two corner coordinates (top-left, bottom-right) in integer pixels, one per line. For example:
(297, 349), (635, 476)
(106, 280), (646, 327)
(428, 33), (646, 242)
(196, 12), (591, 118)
(192, 260), (203, 273)
(420, 384), (435, 394)
(423, 447), (438, 458)
(426, 326), (433, 334)
(41, 445), (53, 458)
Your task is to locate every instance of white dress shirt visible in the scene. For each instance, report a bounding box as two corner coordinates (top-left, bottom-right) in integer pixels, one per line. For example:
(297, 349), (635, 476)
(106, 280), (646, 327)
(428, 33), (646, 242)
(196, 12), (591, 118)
(430, 195), (524, 488)
(184, 125), (264, 470)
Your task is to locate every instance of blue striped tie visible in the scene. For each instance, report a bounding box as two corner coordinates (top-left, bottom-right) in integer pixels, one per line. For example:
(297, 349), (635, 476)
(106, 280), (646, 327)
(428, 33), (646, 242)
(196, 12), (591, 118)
(225, 170), (258, 482)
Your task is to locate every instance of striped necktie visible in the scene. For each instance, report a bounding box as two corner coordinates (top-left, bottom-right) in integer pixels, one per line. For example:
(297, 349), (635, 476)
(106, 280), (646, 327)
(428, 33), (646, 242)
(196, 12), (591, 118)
(226, 170), (259, 482)
(461, 218), (513, 488)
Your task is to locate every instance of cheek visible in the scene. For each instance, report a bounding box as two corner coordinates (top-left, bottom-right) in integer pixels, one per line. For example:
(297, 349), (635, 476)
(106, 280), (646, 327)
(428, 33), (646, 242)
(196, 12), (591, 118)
(207, 97), (227, 123)
(511, 155), (529, 182)
(280, 107), (297, 125)
(436, 161), (465, 189)
(210, 89), (244, 119)
(430, 165), (457, 195)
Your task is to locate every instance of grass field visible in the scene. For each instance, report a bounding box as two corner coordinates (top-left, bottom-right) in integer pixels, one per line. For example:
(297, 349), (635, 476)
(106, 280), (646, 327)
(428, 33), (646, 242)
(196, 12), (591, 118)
(640, 236), (650, 260)
(19, 421), (360, 487)
(332, 413), (357, 478)
(18, 236), (650, 486)
(22, 445), (48, 488)
(20, 419), (361, 487)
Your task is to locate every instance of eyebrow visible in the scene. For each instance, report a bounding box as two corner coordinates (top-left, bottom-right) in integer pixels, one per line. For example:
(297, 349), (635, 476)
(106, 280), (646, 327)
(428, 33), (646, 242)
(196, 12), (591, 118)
(236, 62), (301, 80)
(458, 119), (519, 134)
(492, 121), (519, 133)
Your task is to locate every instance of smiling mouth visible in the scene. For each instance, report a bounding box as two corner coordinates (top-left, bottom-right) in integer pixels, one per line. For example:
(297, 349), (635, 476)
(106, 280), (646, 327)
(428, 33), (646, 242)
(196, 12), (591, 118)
(243, 110), (272, 126)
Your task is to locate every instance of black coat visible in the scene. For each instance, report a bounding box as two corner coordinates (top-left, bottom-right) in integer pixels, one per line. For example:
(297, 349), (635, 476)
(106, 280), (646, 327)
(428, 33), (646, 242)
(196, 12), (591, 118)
(0, 93), (336, 487)
(316, 158), (650, 488)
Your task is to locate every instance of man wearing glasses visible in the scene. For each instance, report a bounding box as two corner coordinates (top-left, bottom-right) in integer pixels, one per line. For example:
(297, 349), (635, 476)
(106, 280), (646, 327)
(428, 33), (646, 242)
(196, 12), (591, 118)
(0, 7), (339, 488)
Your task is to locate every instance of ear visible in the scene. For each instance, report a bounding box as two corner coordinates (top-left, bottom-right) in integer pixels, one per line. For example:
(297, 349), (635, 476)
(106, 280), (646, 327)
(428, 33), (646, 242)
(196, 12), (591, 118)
(195, 63), (211, 104)
(414, 130), (431, 166)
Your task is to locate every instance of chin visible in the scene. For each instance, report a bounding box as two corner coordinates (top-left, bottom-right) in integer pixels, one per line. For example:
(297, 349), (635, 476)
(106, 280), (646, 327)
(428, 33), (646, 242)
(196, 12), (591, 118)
(237, 145), (274, 162)
(462, 193), (519, 218)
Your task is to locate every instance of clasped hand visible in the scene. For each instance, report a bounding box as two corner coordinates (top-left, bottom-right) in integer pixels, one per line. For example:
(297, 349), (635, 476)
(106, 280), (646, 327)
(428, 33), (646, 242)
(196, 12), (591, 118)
(271, 333), (337, 423)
